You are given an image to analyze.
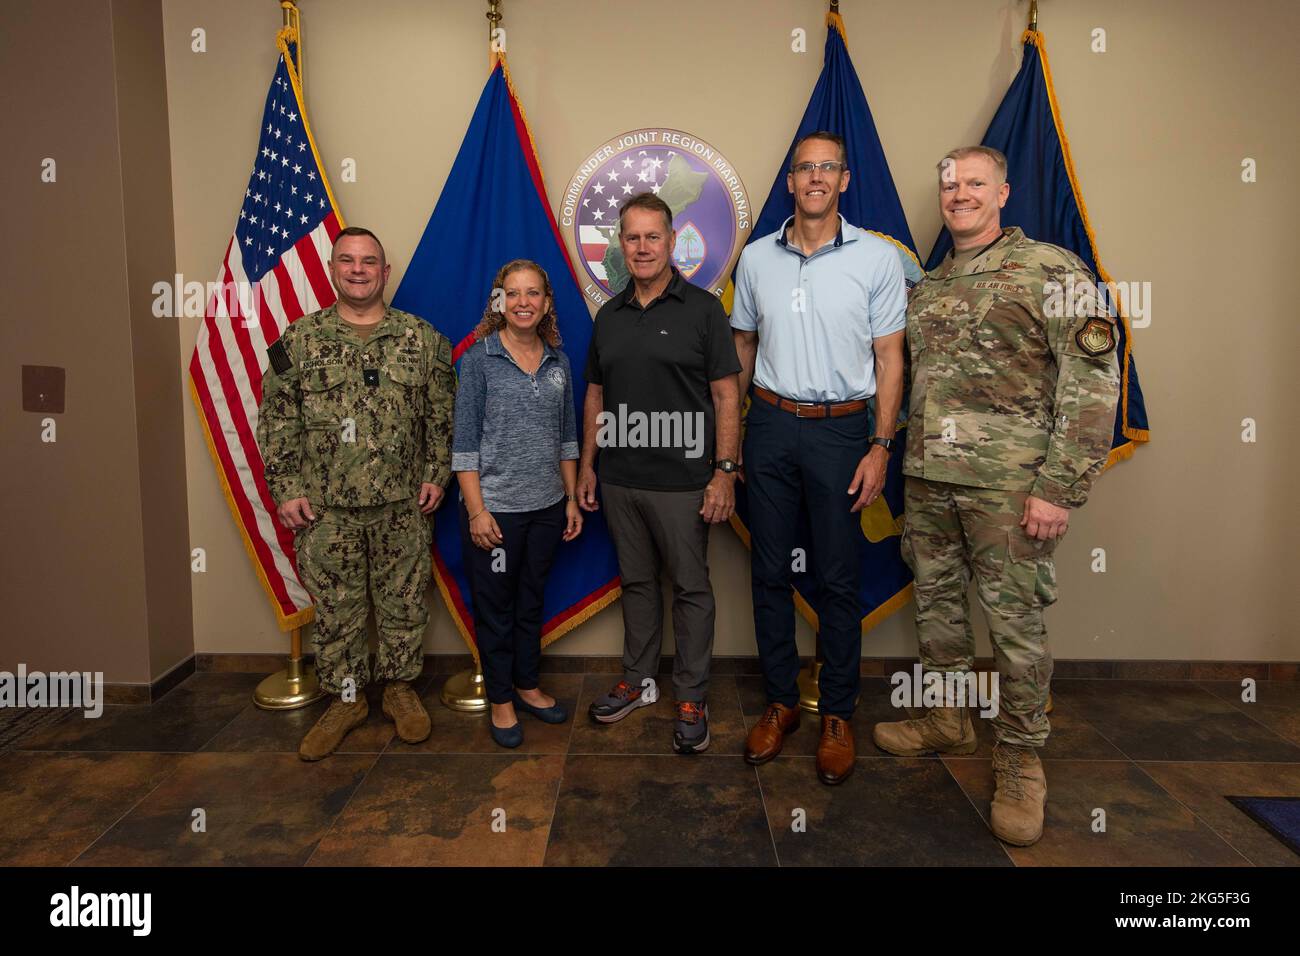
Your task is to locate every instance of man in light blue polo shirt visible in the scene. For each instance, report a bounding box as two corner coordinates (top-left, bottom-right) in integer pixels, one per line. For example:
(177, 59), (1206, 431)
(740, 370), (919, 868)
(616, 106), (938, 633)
(731, 130), (906, 785)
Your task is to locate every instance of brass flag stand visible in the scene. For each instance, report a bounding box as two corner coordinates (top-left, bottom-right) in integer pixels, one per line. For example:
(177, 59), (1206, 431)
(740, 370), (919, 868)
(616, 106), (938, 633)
(797, 651), (824, 715)
(255, 626), (323, 710)
(440, 667), (489, 713)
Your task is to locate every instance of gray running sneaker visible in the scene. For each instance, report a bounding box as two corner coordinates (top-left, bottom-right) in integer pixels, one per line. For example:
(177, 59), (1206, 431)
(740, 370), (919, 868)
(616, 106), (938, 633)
(588, 677), (659, 723)
(673, 700), (710, 754)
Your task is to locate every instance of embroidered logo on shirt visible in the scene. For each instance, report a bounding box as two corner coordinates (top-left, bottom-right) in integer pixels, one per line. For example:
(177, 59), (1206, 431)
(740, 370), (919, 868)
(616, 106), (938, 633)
(547, 367), (565, 388)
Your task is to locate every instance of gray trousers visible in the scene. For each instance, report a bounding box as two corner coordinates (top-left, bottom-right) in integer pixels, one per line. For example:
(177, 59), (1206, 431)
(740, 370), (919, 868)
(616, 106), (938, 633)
(601, 483), (716, 701)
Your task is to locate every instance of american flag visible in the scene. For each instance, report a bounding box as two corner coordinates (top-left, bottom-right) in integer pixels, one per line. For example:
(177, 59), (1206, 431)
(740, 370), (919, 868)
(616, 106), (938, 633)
(187, 38), (341, 630)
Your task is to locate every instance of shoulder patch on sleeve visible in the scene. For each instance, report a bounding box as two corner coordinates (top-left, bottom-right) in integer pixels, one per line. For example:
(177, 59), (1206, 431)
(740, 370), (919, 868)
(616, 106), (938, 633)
(436, 335), (452, 367)
(267, 339), (292, 375)
(1074, 317), (1117, 356)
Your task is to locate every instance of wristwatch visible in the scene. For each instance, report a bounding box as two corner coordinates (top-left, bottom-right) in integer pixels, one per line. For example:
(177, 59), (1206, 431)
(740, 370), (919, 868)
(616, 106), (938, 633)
(715, 458), (739, 474)
(868, 437), (894, 454)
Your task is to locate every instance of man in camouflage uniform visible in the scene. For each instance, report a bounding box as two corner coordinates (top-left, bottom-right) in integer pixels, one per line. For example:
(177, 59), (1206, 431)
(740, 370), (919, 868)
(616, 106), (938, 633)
(257, 226), (455, 761)
(872, 147), (1120, 845)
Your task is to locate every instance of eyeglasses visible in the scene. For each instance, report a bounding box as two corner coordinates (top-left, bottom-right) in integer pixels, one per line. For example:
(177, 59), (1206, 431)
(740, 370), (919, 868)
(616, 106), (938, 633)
(791, 161), (846, 176)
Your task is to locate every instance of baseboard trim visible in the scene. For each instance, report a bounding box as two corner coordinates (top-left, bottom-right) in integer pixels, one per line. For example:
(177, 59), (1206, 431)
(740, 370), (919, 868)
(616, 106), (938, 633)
(102, 654), (197, 706)
(90, 652), (1294, 706)
(187, 652), (1298, 682)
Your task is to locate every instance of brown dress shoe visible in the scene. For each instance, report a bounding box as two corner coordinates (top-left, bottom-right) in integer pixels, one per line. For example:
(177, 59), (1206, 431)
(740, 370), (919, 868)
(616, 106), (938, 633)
(816, 715), (855, 785)
(744, 702), (801, 765)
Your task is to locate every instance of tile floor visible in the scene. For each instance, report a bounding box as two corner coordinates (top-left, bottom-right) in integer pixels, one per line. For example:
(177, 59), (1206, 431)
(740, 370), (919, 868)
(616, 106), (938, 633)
(2, 669), (1298, 867)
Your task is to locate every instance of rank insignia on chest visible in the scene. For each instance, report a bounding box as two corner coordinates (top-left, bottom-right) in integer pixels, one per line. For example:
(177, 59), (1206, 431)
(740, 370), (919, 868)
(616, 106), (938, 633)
(364, 369), (379, 387)
(1075, 317), (1116, 356)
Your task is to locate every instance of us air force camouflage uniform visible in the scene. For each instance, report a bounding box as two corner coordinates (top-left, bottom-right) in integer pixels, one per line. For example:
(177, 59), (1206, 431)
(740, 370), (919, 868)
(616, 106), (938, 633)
(256, 304), (455, 694)
(902, 226), (1120, 746)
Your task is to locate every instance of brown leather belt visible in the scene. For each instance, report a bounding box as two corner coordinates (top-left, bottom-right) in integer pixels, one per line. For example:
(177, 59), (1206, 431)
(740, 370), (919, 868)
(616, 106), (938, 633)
(752, 386), (868, 419)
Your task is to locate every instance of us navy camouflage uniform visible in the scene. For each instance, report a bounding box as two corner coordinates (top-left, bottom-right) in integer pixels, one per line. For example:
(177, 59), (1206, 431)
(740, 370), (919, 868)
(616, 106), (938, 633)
(256, 303), (455, 694)
(902, 226), (1120, 746)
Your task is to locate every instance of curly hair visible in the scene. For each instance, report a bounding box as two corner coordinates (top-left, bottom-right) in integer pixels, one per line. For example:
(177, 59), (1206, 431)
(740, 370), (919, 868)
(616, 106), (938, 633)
(472, 259), (562, 348)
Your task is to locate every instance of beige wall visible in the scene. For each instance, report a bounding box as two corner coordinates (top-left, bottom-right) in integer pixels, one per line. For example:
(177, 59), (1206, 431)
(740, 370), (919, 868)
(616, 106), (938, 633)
(156, 0), (1292, 665)
(2, 0), (192, 684)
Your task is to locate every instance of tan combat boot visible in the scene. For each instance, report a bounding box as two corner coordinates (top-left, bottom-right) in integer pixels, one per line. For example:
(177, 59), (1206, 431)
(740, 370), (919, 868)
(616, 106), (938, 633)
(990, 742), (1047, 846)
(382, 680), (431, 744)
(872, 703), (978, 756)
(299, 695), (369, 761)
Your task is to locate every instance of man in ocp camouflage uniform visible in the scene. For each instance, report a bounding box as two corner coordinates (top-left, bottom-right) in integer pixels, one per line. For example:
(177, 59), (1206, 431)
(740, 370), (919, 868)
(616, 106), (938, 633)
(872, 147), (1120, 846)
(257, 226), (455, 761)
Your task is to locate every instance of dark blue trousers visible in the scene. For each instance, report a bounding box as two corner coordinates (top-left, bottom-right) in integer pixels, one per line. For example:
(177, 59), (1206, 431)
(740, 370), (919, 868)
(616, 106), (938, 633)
(743, 396), (870, 718)
(459, 498), (566, 704)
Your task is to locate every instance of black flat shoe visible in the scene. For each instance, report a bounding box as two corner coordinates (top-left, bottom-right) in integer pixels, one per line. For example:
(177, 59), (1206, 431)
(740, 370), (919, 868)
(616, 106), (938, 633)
(489, 720), (523, 748)
(513, 691), (568, 724)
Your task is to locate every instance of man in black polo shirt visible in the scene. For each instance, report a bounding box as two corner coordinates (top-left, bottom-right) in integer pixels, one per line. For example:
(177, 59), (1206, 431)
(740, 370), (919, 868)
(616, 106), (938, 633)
(577, 192), (741, 754)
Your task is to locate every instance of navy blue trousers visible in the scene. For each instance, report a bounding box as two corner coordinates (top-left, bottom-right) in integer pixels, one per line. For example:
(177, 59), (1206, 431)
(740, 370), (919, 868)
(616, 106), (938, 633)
(459, 498), (566, 704)
(743, 396), (870, 718)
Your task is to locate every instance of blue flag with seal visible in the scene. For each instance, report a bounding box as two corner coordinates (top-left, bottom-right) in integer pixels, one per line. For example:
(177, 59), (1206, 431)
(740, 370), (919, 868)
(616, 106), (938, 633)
(392, 55), (621, 658)
(925, 28), (1150, 464)
(728, 9), (921, 633)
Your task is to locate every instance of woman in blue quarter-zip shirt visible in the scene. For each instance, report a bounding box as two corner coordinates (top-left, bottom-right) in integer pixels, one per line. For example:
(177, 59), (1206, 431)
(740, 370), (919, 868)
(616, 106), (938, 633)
(452, 259), (583, 748)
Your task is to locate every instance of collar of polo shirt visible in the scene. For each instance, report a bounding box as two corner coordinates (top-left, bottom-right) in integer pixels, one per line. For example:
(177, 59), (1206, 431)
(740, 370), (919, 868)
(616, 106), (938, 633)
(776, 214), (854, 255)
(615, 265), (689, 311)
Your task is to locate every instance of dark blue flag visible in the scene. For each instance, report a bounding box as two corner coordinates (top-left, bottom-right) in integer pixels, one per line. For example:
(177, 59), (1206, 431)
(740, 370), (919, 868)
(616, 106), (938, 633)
(926, 29), (1150, 463)
(730, 11), (919, 633)
(393, 57), (621, 655)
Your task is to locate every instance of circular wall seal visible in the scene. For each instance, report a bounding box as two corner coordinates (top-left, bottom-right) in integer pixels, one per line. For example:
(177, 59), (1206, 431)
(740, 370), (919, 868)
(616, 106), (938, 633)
(559, 128), (752, 311)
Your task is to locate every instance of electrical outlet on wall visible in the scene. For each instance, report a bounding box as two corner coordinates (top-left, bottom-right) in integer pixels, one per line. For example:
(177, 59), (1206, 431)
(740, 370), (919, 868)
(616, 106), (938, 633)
(22, 365), (65, 414)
